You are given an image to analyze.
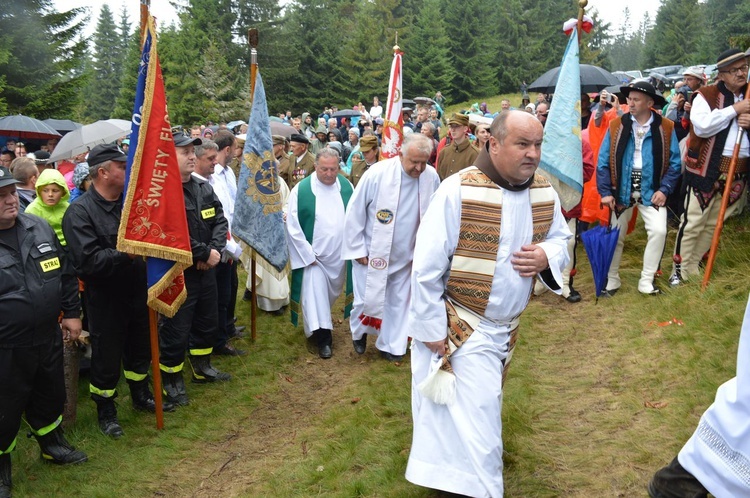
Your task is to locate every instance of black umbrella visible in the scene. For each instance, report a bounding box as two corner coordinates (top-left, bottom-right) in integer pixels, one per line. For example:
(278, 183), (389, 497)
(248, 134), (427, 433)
(402, 98), (416, 107)
(0, 114), (62, 140)
(332, 109), (362, 118)
(528, 64), (622, 94)
(42, 118), (82, 134)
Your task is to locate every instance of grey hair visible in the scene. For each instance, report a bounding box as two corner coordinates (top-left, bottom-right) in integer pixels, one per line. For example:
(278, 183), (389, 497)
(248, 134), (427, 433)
(195, 139), (218, 158)
(11, 157), (37, 183)
(401, 132), (433, 156)
(316, 147), (341, 162)
(421, 122), (435, 134)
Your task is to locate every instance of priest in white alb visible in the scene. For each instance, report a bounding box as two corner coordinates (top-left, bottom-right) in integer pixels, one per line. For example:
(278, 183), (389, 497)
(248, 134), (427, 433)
(405, 111), (571, 497)
(286, 148), (353, 359)
(342, 133), (440, 361)
(648, 293), (750, 498)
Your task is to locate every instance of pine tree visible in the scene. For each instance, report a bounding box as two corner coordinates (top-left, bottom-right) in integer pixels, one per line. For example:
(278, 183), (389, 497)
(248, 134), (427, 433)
(0, 0), (88, 117)
(112, 29), (141, 120)
(81, 4), (123, 121)
(641, 0), (703, 68)
(196, 41), (249, 123)
(402, 0), (454, 99)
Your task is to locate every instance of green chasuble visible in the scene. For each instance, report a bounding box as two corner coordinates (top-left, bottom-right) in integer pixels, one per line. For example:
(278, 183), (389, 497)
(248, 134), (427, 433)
(290, 174), (353, 326)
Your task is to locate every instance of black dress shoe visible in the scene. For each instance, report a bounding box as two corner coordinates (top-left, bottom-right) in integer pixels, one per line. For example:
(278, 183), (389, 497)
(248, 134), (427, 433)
(380, 351), (404, 362)
(600, 288), (618, 298)
(565, 289), (582, 303)
(353, 336), (367, 354)
(318, 344), (332, 359)
(242, 289), (253, 301)
(214, 344), (247, 356)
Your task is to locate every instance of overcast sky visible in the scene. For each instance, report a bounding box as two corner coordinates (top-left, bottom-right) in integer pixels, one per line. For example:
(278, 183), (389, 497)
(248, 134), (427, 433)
(55, 0), (659, 38)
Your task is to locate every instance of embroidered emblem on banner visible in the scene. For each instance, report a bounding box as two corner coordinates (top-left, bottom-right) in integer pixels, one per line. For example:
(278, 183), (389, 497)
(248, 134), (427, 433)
(370, 257), (388, 270)
(376, 209), (394, 224)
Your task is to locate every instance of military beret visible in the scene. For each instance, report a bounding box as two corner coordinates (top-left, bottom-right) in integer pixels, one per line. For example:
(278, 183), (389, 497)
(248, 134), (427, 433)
(290, 133), (309, 145)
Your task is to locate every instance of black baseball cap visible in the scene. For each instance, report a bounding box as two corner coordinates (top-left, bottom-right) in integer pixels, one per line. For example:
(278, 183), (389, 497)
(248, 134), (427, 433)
(87, 143), (128, 167)
(0, 166), (21, 188)
(173, 132), (202, 147)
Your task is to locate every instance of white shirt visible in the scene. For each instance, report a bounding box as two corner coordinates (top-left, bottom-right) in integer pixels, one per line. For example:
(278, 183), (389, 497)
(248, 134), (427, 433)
(691, 91), (749, 158)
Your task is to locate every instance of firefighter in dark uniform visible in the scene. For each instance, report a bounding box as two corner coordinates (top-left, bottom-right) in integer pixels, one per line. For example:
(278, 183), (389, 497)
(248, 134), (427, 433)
(159, 133), (230, 406)
(63, 144), (175, 440)
(0, 166), (87, 498)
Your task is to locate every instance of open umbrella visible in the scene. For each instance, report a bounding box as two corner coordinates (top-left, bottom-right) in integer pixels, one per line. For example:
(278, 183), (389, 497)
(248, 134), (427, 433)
(580, 215), (620, 302)
(528, 64), (622, 94)
(413, 96), (435, 106)
(401, 98), (416, 107)
(226, 120), (246, 130)
(0, 114), (62, 140)
(270, 121), (294, 138)
(43, 118), (82, 134)
(48, 119), (131, 162)
(332, 109), (362, 118)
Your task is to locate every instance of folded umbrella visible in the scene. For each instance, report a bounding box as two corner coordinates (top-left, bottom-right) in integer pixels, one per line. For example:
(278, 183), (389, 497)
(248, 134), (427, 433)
(580, 216), (620, 302)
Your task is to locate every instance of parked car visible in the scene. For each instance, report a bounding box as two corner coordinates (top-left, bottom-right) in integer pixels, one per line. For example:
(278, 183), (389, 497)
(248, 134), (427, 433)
(644, 65), (684, 77)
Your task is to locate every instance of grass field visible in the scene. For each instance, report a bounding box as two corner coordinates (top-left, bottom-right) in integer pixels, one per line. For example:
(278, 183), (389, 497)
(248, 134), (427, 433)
(9, 149), (750, 495)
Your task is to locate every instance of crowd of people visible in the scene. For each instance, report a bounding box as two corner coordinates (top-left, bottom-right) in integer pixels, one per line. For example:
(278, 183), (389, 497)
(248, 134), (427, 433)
(1, 46), (749, 498)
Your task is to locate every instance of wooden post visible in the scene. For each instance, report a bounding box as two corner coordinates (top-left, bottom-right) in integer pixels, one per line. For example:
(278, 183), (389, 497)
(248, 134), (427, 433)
(248, 28), (259, 342)
(701, 74), (750, 290)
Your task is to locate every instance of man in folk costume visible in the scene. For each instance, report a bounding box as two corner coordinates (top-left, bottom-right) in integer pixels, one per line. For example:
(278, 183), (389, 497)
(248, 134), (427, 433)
(648, 292), (750, 498)
(670, 48), (750, 286)
(405, 111), (570, 497)
(287, 148), (354, 359)
(342, 134), (440, 361)
(597, 81), (682, 296)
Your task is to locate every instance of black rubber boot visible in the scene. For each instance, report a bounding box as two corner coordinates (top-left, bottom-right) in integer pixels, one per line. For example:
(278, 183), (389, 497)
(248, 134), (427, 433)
(34, 426), (87, 465)
(162, 371), (189, 406)
(0, 454), (10, 498)
(93, 395), (124, 439)
(317, 329), (332, 359)
(189, 355), (231, 383)
(648, 457), (708, 498)
(129, 380), (175, 413)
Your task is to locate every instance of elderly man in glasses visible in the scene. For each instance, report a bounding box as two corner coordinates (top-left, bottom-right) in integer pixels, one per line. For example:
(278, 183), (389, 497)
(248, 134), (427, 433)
(670, 48), (750, 287)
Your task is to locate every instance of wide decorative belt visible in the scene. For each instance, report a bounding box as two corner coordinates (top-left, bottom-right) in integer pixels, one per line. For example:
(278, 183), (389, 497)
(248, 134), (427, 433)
(719, 156), (749, 174)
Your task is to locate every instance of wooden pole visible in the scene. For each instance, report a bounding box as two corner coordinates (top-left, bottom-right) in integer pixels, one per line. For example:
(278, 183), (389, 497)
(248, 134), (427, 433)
(248, 28), (259, 342)
(576, 0), (587, 42)
(149, 308), (164, 429)
(139, 1), (165, 429)
(701, 75), (750, 290)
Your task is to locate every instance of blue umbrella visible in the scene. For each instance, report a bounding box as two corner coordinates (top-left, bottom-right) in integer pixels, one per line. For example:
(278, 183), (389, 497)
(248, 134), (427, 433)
(580, 219), (620, 302)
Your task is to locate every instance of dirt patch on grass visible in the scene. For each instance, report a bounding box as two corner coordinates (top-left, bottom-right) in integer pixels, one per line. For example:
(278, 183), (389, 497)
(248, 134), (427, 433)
(150, 318), (398, 497)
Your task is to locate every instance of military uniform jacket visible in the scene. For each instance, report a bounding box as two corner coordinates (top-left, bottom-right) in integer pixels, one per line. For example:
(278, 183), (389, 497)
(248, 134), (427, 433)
(437, 139), (479, 181)
(63, 186), (147, 298)
(289, 152), (316, 190)
(277, 152), (294, 189)
(183, 176), (228, 265)
(0, 213), (79, 346)
(349, 157), (374, 188)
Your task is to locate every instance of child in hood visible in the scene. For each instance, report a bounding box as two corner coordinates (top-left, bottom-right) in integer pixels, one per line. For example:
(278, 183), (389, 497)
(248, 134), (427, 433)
(24, 168), (70, 246)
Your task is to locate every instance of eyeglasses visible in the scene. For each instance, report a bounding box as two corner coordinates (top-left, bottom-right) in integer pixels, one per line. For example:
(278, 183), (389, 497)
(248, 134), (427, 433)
(720, 64), (749, 76)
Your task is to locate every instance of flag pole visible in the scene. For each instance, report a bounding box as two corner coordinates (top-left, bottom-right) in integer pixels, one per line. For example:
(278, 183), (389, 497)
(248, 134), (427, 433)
(701, 72), (750, 290)
(139, 1), (164, 430)
(576, 0), (587, 41)
(248, 28), (259, 342)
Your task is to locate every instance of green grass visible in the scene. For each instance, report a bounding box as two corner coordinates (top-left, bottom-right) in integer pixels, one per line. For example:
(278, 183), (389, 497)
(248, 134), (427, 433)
(10, 209), (750, 497)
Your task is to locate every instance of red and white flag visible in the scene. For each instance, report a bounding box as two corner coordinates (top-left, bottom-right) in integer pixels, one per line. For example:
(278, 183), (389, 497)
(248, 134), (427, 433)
(381, 49), (403, 159)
